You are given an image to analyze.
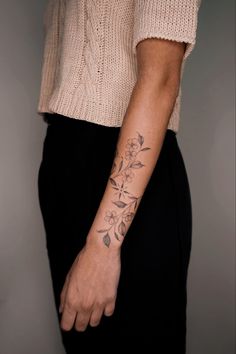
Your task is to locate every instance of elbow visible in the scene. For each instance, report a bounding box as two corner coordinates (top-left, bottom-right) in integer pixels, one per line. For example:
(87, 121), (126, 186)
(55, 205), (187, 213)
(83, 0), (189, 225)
(135, 37), (185, 101)
(164, 72), (181, 102)
(158, 70), (181, 101)
(137, 67), (181, 102)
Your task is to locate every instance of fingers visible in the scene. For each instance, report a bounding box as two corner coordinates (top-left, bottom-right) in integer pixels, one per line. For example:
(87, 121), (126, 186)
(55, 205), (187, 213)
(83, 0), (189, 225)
(60, 301), (77, 331)
(104, 300), (116, 317)
(74, 301), (105, 331)
(74, 309), (91, 332)
(74, 300), (112, 331)
(59, 274), (70, 314)
(89, 306), (104, 327)
(61, 300), (116, 332)
(60, 273), (117, 332)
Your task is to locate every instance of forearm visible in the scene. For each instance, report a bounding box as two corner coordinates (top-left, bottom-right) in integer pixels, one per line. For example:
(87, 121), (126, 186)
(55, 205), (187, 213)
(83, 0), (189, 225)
(86, 72), (180, 250)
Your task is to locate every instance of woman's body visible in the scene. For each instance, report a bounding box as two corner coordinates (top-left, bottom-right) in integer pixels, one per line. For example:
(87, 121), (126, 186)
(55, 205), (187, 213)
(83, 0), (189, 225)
(37, 1), (201, 352)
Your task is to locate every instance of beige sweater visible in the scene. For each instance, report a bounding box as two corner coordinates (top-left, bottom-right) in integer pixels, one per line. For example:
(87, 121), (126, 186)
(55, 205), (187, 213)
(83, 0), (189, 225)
(37, 0), (201, 132)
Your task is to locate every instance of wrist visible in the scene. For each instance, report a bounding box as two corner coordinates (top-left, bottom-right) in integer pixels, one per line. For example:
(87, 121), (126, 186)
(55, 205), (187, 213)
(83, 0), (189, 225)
(85, 202), (125, 250)
(86, 229), (123, 252)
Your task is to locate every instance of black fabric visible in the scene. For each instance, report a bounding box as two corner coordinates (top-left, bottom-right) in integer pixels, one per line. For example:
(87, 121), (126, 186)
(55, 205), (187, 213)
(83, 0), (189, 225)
(37, 112), (192, 353)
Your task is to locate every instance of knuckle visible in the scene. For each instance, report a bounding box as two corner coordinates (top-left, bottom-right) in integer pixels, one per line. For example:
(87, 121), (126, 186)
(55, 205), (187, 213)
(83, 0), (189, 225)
(75, 322), (87, 332)
(65, 300), (76, 312)
(105, 308), (114, 316)
(81, 305), (91, 313)
(61, 324), (69, 331)
(106, 295), (115, 304)
(80, 301), (93, 312)
(104, 302), (115, 317)
(95, 300), (105, 308)
(61, 320), (71, 332)
(90, 319), (100, 327)
(66, 292), (78, 307)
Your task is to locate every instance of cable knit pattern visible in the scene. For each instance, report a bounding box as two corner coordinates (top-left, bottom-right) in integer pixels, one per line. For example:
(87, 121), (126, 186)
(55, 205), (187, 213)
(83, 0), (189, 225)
(82, 2), (101, 94)
(37, 0), (201, 132)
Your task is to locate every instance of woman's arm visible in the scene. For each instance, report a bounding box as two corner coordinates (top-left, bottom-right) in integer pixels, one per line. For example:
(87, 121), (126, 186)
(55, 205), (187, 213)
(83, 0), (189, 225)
(87, 38), (185, 249)
(60, 37), (185, 332)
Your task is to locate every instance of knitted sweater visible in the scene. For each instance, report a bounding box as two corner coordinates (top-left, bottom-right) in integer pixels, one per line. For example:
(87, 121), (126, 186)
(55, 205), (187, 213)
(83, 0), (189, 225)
(37, 0), (201, 132)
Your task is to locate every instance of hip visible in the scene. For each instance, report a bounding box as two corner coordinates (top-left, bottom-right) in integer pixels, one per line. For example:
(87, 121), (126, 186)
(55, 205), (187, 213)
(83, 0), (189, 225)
(38, 112), (192, 261)
(40, 113), (190, 203)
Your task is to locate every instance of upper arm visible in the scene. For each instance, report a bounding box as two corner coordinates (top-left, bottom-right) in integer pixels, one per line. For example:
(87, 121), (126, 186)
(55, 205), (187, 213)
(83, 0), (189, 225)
(135, 38), (186, 87)
(133, 0), (201, 61)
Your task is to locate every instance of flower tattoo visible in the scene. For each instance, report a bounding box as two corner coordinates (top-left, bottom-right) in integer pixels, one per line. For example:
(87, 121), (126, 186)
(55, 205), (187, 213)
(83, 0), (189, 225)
(121, 169), (134, 183)
(97, 132), (151, 247)
(104, 211), (118, 225)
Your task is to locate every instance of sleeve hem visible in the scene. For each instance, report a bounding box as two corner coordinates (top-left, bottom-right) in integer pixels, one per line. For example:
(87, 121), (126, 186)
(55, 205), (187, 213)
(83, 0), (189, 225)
(132, 33), (196, 60)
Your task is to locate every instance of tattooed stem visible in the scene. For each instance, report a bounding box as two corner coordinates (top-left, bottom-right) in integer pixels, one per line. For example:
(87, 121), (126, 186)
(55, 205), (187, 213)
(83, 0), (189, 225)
(96, 131), (151, 247)
(111, 159), (131, 180)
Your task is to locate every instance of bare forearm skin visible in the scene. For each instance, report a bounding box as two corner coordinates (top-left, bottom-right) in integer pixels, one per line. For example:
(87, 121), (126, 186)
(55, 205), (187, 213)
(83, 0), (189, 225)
(86, 39), (185, 251)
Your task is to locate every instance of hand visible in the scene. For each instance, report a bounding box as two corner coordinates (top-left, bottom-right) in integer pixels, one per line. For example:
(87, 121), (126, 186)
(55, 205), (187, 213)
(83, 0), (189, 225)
(59, 238), (121, 332)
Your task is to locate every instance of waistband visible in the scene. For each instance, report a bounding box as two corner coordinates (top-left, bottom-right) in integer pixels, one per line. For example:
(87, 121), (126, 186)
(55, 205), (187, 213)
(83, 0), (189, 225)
(43, 112), (176, 137)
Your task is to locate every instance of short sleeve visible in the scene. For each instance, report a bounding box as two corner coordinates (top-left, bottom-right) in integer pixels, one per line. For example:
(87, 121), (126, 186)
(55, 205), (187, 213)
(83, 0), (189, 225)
(133, 0), (202, 60)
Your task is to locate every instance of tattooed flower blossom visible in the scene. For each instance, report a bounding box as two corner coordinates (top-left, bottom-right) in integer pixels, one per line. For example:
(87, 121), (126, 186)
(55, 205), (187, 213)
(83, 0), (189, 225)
(114, 182), (129, 199)
(126, 138), (140, 152)
(125, 149), (137, 161)
(123, 212), (134, 223)
(104, 210), (118, 225)
(122, 168), (134, 183)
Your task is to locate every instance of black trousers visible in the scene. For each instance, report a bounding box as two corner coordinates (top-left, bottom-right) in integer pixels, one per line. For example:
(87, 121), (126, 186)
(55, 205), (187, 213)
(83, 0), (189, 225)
(37, 113), (192, 353)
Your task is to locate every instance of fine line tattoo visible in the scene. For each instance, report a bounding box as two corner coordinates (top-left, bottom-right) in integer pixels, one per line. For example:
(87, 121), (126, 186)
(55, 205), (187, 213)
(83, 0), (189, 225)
(97, 132), (151, 247)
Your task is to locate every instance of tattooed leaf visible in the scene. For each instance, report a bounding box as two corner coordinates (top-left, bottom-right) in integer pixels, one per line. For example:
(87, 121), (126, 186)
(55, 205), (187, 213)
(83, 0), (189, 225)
(128, 196), (138, 200)
(97, 229), (109, 233)
(124, 212), (135, 222)
(137, 132), (144, 146)
(103, 233), (111, 247)
(118, 221), (126, 236)
(130, 161), (145, 169)
(114, 232), (120, 241)
(113, 200), (127, 208)
(109, 178), (117, 186)
(111, 162), (116, 174)
(118, 159), (123, 172)
(141, 147), (151, 151)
